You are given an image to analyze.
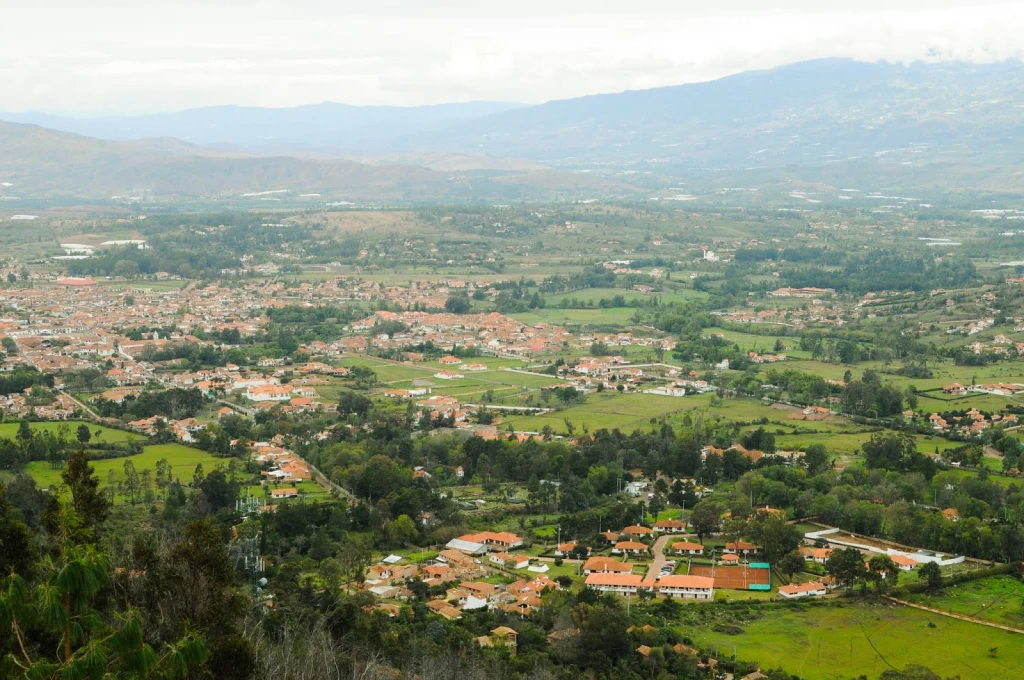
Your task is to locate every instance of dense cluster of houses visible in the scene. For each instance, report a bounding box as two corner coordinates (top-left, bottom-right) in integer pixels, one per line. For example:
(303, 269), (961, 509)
(926, 407), (1019, 437)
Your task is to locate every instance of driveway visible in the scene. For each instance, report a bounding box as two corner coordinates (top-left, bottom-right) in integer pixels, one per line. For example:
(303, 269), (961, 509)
(648, 533), (674, 576)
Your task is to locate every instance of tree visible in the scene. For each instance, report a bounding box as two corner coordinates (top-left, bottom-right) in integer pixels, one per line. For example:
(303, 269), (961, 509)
(385, 514), (418, 546)
(0, 544), (207, 678)
(825, 547), (866, 592)
(648, 493), (666, 519)
(751, 513), (799, 564)
(338, 391), (373, 418)
(337, 536), (371, 592)
(112, 259), (141, 279)
(75, 423), (92, 445)
(867, 555), (899, 593)
(804, 443), (829, 474)
(919, 561), (942, 590)
(690, 501), (721, 543)
(317, 558), (343, 593)
(0, 485), (34, 576)
(16, 419), (32, 443)
(444, 294), (471, 314)
(123, 459), (141, 505)
(62, 449), (109, 529)
(199, 468), (239, 513)
(192, 463), (205, 488)
(155, 458), (172, 497)
(777, 551), (806, 582)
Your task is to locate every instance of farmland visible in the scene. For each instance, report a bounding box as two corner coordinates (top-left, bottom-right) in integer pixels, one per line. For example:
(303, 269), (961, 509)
(0, 420), (142, 443)
(691, 601), (1024, 679)
(903, 576), (1024, 629)
(19, 443), (222, 490)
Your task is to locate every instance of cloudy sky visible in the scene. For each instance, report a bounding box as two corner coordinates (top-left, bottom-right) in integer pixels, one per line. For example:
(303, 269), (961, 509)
(3, 0), (1023, 115)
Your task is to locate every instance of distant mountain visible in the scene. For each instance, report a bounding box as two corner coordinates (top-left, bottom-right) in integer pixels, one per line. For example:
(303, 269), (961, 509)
(0, 121), (641, 201)
(411, 59), (1024, 178)
(4, 58), (1024, 198)
(0, 101), (524, 152)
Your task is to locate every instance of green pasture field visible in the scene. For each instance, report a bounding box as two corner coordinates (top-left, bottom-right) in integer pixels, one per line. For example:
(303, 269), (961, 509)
(20, 443), (222, 490)
(541, 287), (707, 306)
(772, 431), (966, 456)
(0, 421), (143, 443)
(510, 307), (638, 327)
(945, 468), (1020, 488)
(501, 392), (691, 434)
(691, 601), (1024, 680)
(712, 330), (806, 354)
(243, 480), (331, 502)
(711, 589), (778, 602)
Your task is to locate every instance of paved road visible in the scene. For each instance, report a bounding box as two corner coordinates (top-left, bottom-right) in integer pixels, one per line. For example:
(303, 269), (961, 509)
(60, 391), (101, 420)
(649, 533), (674, 576)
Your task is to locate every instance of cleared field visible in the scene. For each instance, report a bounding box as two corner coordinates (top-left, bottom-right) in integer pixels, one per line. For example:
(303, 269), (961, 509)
(773, 431), (965, 456)
(511, 307), (637, 326)
(502, 392), (690, 433)
(542, 287), (707, 306)
(21, 443), (222, 489)
(0, 421), (143, 443)
(691, 602), (1024, 680)
(902, 578), (1024, 629)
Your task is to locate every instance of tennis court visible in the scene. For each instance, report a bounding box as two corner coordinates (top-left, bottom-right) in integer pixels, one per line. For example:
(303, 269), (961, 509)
(690, 563), (771, 590)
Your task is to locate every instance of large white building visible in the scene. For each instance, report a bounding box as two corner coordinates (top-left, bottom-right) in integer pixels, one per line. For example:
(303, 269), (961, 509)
(247, 384), (292, 402)
(655, 575), (714, 600)
(585, 573), (644, 595)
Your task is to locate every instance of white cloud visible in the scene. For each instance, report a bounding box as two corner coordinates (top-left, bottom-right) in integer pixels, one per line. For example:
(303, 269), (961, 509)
(1, 1), (1023, 114)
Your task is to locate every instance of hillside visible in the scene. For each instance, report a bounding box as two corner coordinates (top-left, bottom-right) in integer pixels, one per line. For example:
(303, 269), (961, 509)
(0, 101), (525, 151)
(4, 58), (1024, 198)
(0, 122), (641, 201)
(416, 59), (1024, 175)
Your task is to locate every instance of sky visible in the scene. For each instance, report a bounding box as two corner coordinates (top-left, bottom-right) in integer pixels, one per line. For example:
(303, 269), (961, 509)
(3, 0), (1024, 116)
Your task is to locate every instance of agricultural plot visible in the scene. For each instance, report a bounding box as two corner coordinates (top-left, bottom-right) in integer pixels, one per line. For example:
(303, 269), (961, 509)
(691, 602), (1024, 680)
(541, 287), (706, 306)
(0, 421), (143, 443)
(502, 392), (691, 433)
(511, 307), (638, 327)
(20, 443), (222, 490)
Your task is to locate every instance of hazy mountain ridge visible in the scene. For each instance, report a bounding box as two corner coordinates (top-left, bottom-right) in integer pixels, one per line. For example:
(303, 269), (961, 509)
(418, 59), (1024, 170)
(0, 121), (639, 200)
(3, 58), (1024, 199)
(0, 101), (525, 151)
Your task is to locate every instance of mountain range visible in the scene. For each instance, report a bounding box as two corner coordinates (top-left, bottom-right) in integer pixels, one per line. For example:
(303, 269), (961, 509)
(2, 58), (1024, 201)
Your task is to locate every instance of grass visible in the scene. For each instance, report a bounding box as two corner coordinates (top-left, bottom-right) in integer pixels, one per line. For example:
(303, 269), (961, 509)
(501, 392), (692, 433)
(903, 576), (1024, 629)
(0, 421), (142, 443)
(510, 307), (638, 326)
(711, 589), (778, 602)
(691, 601), (1024, 679)
(20, 443), (223, 490)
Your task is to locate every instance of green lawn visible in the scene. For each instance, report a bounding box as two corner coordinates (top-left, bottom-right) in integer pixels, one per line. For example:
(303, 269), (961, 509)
(691, 601), (1024, 679)
(903, 576), (1024, 629)
(21, 443), (222, 490)
(511, 307), (638, 327)
(502, 392), (692, 433)
(0, 421), (142, 443)
(712, 589), (778, 602)
(540, 287), (707, 306)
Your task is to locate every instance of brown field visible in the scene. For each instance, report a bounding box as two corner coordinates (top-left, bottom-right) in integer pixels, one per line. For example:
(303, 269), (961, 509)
(690, 564), (770, 590)
(286, 210), (431, 235)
